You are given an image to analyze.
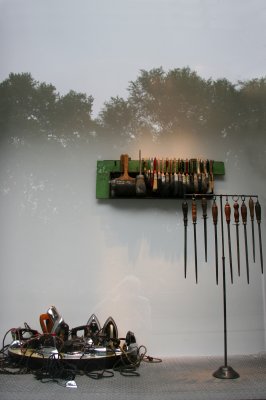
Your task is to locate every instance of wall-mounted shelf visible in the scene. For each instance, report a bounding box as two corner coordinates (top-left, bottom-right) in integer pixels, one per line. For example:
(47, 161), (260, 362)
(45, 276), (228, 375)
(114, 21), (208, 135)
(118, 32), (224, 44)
(96, 158), (225, 199)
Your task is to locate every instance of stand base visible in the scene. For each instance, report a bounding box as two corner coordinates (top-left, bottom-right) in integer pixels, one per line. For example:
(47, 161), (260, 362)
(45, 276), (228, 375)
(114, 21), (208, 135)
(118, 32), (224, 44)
(213, 366), (240, 379)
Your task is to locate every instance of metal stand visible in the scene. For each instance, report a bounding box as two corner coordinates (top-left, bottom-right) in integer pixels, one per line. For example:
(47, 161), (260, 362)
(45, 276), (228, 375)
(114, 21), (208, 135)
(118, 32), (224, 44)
(184, 193), (260, 379)
(212, 195), (239, 379)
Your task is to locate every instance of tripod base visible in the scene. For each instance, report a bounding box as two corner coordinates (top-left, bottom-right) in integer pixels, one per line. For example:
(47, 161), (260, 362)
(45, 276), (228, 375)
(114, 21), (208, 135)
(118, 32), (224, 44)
(213, 366), (240, 379)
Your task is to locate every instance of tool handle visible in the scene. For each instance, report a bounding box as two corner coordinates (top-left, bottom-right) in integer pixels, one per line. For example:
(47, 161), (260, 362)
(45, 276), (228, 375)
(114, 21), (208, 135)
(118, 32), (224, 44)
(249, 197), (254, 221)
(139, 149), (142, 174)
(212, 200), (218, 225)
(224, 201), (231, 223)
(202, 197), (207, 218)
(122, 154), (129, 177)
(241, 201), (247, 224)
(153, 158), (158, 191)
(255, 200), (261, 223)
(182, 201), (188, 225)
(40, 313), (53, 333)
(192, 199), (197, 223)
(233, 201), (239, 223)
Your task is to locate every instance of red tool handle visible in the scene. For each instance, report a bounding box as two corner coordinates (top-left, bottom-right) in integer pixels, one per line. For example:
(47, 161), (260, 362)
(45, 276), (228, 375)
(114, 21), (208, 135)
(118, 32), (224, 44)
(249, 197), (254, 221)
(233, 201), (239, 224)
(255, 200), (261, 223)
(212, 200), (218, 225)
(192, 199), (197, 223)
(224, 201), (231, 223)
(40, 313), (53, 333)
(241, 200), (247, 224)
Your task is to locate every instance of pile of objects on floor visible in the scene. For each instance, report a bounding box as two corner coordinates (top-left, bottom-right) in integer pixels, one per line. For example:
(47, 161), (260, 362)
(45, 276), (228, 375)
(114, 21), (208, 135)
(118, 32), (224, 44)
(0, 306), (154, 384)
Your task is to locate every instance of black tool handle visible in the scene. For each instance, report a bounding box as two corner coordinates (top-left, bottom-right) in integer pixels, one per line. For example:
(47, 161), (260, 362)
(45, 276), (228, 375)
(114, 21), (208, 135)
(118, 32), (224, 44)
(212, 200), (218, 225)
(233, 201), (239, 224)
(255, 200), (261, 223)
(182, 201), (188, 226)
(202, 197), (207, 218)
(249, 197), (255, 221)
(241, 201), (247, 224)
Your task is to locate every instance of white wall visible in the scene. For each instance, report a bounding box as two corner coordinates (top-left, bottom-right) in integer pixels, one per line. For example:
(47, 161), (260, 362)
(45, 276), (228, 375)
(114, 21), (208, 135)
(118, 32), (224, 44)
(0, 128), (265, 357)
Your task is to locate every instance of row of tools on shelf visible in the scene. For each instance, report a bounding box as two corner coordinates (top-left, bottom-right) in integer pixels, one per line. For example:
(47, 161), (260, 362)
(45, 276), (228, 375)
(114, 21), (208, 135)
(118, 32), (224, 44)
(110, 153), (215, 198)
(182, 195), (263, 284)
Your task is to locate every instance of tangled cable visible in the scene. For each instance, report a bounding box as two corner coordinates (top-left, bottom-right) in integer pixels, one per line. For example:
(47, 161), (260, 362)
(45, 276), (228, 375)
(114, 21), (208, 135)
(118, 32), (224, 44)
(0, 326), (162, 385)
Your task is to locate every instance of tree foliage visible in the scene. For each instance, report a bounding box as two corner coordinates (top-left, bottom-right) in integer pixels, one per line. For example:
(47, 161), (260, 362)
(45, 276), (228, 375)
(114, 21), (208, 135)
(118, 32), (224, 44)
(0, 72), (95, 142)
(99, 67), (266, 139)
(0, 69), (265, 143)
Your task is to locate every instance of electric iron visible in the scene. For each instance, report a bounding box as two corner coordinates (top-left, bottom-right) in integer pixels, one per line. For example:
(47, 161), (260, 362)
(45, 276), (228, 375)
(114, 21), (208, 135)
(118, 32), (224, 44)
(8, 306), (138, 371)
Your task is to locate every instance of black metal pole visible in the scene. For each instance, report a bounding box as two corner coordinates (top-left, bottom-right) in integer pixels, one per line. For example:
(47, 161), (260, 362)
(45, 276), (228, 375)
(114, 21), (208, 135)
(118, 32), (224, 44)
(213, 195), (239, 379)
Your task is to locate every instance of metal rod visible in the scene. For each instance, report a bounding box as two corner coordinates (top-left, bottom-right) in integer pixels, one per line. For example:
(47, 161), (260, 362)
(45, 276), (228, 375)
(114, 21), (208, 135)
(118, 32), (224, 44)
(241, 198), (250, 284)
(255, 200), (264, 274)
(220, 195), (228, 368)
(184, 193), (258, 199)
(249, 197), (256, 263)
(192, 198), (198, 283)
(182, 201), (188, 278)
(225, 198), (233, 284)
(212, 198), (219, 285)
(202, 197), (208, 262)
(233, 200), (241, 276)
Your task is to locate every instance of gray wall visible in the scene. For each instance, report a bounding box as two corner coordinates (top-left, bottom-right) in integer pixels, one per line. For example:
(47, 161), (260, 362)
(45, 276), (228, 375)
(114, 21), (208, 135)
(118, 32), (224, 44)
(0, 128), (265, 357)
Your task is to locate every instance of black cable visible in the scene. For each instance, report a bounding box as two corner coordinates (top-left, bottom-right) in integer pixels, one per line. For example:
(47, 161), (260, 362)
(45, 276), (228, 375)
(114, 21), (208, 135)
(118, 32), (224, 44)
(1, 328), (162, 381)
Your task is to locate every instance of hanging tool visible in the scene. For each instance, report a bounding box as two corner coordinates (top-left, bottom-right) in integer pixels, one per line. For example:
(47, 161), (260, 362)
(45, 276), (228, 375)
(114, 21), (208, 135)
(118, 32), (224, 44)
(157, 158), (162, 193)
(173, 158), (178, 197)
(136, 150), (146, 197)
(153, 157), (158, 192)
(164, 158), (170, 196)
(224, 197), (233, 284)
(255, 199), (264, 274)
(248, 197), (256, 263)
(182, 201), (188, 278)
(202, 197), (208, 262)
(192, 197), (198, 283)
(111, 154), (136, 197)
(233, 197), (241, 277)
(161, 158), (166, 196)
(241, 197), (250, 284)
(212, 198), (219, 285)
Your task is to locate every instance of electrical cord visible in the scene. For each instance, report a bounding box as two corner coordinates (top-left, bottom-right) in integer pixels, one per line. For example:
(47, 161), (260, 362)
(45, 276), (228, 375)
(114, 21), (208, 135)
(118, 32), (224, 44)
(1, 327), (162, 383)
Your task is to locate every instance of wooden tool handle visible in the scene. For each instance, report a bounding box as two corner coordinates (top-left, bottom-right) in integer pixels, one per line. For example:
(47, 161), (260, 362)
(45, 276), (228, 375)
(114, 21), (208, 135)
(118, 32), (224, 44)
(241, 201), (247, 224)
(233, 201), (239, 224)
(123, 154), (130, 176)
(212, 200), (218, 225)
(255, 200), (261, 223)
(192, 199), (197, 223)
(202, 197), (207, 218)
(182, 201), (188, 224)
(249, 197), (254, 221)
(224, 201), (231, 223)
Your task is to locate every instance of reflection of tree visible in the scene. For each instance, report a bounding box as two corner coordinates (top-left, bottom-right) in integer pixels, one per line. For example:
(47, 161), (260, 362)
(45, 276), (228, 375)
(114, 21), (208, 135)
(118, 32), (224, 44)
(0, 73), (96, 143)
(1, 69), (265, 144)
(100, 68), (265, 141)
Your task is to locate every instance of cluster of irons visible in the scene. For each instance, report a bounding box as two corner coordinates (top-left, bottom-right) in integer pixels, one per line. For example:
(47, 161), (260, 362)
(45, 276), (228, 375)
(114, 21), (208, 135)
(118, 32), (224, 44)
(182, 195), (263, 284)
